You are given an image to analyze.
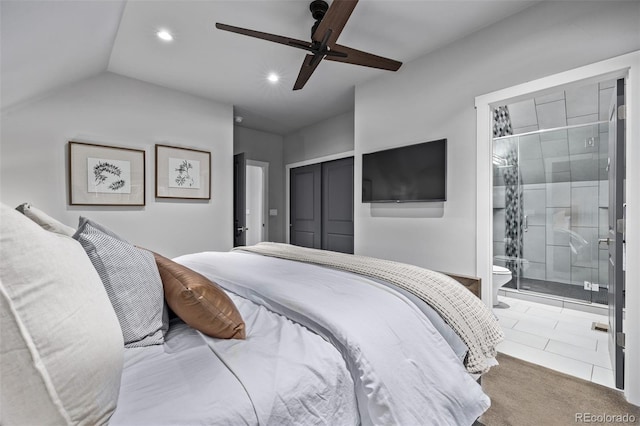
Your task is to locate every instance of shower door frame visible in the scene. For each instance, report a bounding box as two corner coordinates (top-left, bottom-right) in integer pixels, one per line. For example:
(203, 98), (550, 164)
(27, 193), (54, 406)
(475, 51), (640, 405)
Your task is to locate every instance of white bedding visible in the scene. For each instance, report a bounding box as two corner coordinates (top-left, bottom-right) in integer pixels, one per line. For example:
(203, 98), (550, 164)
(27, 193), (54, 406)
(177, 251), (490, 426)
(238, 242), (502, 374)
(111, 296), (358, 425)
(110, 321), (259, 425)
(200, 292), (358, 425)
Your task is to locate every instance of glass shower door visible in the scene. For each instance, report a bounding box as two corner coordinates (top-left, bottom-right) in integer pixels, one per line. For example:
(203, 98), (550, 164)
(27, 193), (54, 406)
(540, 124), (608, 304)
(493, 122), (609, 304)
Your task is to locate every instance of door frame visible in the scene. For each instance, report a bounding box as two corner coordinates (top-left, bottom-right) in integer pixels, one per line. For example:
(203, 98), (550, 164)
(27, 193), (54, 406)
(246, 159), (269, 244)
(607, 79), (625, 389)
(475, 50), (639, 405)
(285, 151), (354, 243)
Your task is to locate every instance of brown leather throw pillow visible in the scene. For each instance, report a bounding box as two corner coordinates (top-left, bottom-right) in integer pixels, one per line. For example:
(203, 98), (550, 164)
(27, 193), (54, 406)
(153, 252), (246, 339)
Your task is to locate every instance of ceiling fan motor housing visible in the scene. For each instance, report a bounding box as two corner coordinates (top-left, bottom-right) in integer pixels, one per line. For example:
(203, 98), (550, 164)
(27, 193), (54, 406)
(310, 0), (329, 36)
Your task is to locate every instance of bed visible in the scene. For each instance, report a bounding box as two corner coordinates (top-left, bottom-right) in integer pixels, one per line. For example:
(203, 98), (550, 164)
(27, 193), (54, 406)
(0, 203), (503, 426)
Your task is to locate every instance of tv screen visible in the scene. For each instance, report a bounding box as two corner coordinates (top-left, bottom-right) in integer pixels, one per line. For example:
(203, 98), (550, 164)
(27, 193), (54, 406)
(362, 139), (446, 203)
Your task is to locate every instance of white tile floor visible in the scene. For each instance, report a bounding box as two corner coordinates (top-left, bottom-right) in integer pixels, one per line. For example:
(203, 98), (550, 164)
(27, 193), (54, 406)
(494, 294), (617, 389)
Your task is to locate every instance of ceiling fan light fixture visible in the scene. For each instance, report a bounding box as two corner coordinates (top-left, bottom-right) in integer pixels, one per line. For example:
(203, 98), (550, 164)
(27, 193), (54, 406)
(267, 72), (280, 84)
(156, 29), (174, 42)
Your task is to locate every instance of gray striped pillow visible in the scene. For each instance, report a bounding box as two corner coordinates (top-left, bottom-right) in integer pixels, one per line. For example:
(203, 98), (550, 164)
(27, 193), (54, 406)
(73, 219), (167, 347)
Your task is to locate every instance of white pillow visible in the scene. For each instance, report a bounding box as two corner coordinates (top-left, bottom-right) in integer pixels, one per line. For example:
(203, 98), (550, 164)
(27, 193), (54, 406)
(15, 202), (76, 236)
(0, 204), (124, 425)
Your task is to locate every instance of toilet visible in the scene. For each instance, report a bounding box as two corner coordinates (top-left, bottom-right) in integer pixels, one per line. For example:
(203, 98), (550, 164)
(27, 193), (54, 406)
(492, 265), (513, 307)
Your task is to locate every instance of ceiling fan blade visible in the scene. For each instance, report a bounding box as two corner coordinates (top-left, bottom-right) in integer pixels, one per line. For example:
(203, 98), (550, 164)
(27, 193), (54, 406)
(326, 44), (402, 71)
(312, 0), (358, 47)
(293, 54), (323, 91)
(216, 23), (313, 52)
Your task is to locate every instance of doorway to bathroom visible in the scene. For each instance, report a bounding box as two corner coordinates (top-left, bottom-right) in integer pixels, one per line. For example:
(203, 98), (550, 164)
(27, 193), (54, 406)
(489, 75), (627, 391)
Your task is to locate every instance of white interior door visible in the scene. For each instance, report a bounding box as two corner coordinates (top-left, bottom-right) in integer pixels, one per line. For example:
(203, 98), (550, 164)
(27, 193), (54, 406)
(245, 161), (269, 246)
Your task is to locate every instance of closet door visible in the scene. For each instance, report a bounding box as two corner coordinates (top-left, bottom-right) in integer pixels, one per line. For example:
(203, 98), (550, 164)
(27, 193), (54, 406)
(322, 157), (354, 254)
(290, 163), (322, 249)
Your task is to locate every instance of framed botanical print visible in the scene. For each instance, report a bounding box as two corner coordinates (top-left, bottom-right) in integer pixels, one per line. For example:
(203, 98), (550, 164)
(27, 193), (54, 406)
(155, 144), (211, 200)
(68, 141), (145, 206)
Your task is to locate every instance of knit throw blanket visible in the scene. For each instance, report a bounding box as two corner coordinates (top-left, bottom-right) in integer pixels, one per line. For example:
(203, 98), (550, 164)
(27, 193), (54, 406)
(235, 242), (504, 374)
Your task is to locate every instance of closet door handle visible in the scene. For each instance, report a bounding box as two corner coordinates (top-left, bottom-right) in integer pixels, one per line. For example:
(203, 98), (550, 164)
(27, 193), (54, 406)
(523, 215), (528, 232)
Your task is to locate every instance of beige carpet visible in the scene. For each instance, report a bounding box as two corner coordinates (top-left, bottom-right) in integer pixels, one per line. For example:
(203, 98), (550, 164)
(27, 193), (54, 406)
(478, 353), (640, 426)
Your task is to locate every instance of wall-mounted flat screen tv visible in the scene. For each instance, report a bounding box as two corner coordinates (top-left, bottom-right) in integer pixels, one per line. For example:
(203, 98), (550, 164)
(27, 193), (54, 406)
(362, 138), (446, 203)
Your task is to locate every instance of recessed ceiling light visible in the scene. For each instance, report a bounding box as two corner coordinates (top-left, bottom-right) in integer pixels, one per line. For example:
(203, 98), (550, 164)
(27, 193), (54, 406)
(267, 73), (280, 84)
(156, 30), (173, 42)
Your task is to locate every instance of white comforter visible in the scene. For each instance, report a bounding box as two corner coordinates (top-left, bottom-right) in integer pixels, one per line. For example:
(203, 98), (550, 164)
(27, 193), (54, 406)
(178, 251), (490, 426)
(111, 293), (358, 426)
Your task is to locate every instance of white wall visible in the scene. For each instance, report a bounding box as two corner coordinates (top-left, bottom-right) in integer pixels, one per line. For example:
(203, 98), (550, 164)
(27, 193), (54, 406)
(354, 1), (640, 275)
(283, 110), (354, 165)
(1, 72), (234, 257)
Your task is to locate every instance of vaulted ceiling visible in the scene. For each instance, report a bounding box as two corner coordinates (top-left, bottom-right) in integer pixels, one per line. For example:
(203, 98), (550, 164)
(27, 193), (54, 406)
(1, 0), (537, 135)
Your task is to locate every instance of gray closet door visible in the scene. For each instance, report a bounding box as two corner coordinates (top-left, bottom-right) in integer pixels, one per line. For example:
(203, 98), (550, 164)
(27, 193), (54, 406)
(322, 157), (354, 254)
(290, 163), (322, 249)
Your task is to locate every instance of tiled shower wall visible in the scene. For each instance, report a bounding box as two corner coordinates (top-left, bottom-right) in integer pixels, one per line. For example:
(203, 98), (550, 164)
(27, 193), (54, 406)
(493, 180), (609, 287)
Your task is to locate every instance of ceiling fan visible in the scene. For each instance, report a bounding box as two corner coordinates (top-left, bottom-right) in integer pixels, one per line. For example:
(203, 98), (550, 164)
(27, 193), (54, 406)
(215, 0), (402, 90)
